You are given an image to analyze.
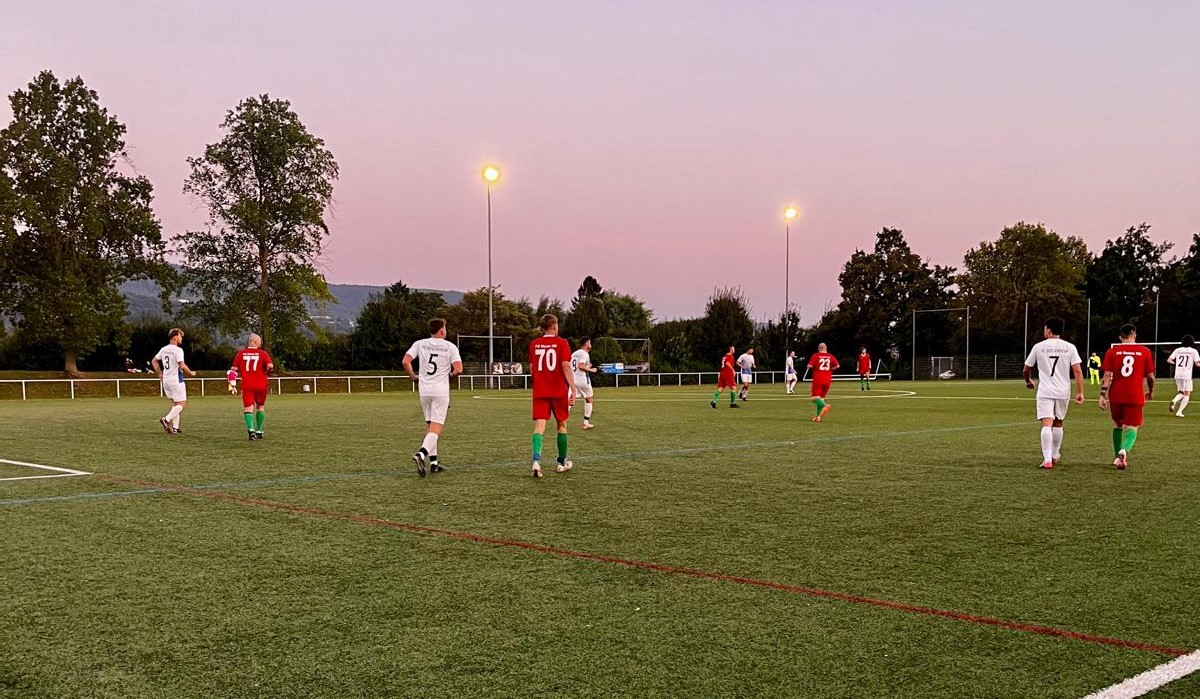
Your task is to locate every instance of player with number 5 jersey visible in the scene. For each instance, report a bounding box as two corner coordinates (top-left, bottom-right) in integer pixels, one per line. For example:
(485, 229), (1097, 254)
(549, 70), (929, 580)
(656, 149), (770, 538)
(231, 334), (274, 441)
(528, 314), (576, 478)
(1099, 324), (1155, 470)
(403, 318), (463, 477)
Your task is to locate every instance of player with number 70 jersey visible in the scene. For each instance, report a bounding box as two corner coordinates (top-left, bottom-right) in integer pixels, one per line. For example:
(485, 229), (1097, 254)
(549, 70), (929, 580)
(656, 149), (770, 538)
(528, 314), (576, 478)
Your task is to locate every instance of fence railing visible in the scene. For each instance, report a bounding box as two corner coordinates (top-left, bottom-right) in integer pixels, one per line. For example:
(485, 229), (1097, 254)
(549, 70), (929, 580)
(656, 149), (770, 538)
(458, 370), (895, 390)
(0, 376), (416, 401)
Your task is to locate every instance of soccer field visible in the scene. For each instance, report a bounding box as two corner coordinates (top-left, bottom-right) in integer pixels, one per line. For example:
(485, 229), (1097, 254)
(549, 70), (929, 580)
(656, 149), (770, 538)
(1, 382), (1197, 698)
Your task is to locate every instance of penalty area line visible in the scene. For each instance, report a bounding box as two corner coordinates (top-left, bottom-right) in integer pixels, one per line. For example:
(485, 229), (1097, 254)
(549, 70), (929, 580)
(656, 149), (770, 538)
(93, 472), (1190, 659)
(1082, 648), (1200, 698)
(0, 458), (92, 482)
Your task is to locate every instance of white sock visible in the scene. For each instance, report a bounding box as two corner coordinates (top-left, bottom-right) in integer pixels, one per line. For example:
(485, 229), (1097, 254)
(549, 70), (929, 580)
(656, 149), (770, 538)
(1172, 393), (1182, 406)
(1180, 396), (1190, 414)
(584, 403), (592, 420)
(1051, 427), (1063, 458)
(164, 405), (183, 422)
(1040, 426), (1053, 462)
(171, 416), (180, 429)
(421, 432), (438, 457)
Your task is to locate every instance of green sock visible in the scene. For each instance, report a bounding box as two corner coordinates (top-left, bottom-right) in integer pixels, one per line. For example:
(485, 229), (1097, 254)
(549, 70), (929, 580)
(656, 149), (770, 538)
(557, 432), (568, 461)
(730, 393), (736, 405)
(1121, 428), (1138, 453)
(1111, 428), (1122, 456)
(243, 413), (254, 431)
(813, 398), (824, 416)
(711, 390), (720, 403)
(532, 433), (543, 460)
(255, 411), (265, 432)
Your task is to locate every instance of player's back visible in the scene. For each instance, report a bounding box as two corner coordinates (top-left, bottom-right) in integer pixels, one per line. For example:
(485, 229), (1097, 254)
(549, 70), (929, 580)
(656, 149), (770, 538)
(1027, 338), (1080, 398)
(408, 337), (460, 395)
(156, 344), (185, 382)
(1103, 344), (1154, 404)
(530, 336), (570, 397)
(570, 348), (590, 384)
(233, 348), (272, 386)
(1169, 347), (1200, 378)
(809, 352), (837, 378)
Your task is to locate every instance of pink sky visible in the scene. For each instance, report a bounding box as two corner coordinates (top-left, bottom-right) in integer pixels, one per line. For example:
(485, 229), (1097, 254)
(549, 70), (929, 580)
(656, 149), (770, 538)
(3, 1), (1198, 324)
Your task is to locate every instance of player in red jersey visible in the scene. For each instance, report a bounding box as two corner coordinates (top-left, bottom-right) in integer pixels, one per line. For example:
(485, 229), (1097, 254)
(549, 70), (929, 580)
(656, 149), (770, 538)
(807, 343), (839, 422)
(1099, 324), (1155, 470)
(231, 334), (274, 441)
(529, 314), (576, 478)
(857, 347), (872, 391)
(709, 346), (740, 409)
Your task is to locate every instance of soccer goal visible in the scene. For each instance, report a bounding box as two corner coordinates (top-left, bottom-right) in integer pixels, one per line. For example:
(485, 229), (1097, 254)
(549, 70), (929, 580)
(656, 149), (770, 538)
(912, 306), (970, 380)
(800, 357), (893, 382)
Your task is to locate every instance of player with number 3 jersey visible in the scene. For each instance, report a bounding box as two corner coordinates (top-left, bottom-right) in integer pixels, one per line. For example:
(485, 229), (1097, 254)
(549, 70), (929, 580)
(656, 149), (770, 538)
(528, 314), (576, 478)
(403, 318), (463, 477)
(1099, 324), (1154, 470)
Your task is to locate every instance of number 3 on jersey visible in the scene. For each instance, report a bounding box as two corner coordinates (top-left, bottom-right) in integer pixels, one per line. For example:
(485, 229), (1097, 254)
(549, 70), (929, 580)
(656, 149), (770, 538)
(819, 357), (831, 371)
(535, 347), (558, 371)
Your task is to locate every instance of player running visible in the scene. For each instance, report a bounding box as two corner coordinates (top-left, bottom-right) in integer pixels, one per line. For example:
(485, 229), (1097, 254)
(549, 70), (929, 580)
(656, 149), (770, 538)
(784, 350), (798, 395)
(1099, 324), (1155, 470)
(403, 318), (463, 476)
(152, 328), (196, 434)
(737, 347), (756, 401)
(1022, 318), (1085, 469)
(570, 337), (598, 430)
(1167, 335), (1198, 418)
(857, 347), (872, 391)
(529, 314), (576, 477)
(807, 343), (839, 422)
(232, 334), (274, 441)
(710, 345), (740, 409)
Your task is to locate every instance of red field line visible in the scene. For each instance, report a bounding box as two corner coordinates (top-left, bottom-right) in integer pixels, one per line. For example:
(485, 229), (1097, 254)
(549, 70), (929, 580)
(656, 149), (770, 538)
(99, 473), (1188, 658)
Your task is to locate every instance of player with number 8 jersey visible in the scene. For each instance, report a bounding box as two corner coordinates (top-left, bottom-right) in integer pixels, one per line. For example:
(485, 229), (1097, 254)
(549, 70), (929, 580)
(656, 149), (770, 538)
(231, 334), (274, 440)
(1099, 324), (1154, 469)
(528, 314), (576, 477)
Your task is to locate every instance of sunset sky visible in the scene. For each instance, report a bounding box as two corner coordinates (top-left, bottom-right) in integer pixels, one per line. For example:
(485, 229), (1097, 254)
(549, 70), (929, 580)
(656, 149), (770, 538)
(3, 1), (1197, 323)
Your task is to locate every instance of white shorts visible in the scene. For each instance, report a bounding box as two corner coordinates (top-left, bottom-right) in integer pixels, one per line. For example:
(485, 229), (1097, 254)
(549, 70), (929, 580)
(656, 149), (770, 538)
(163, 382), (187, 403)
(740, 372), (753, 384)
(574, 381), (594, 399)
(1176, 378), (1193, 393)
(420, 394), (449, 425)
(1036, 397), (1069, 421)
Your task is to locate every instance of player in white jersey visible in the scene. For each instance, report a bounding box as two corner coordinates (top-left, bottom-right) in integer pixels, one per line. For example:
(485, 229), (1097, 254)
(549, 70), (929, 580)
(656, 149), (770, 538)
(784, 350), (798, 394)
(151, 328), (196, 434)
(1167, 335), (1199, 418)
(736, 347), (756, 401)
(570, 337), (597, 429)
(1022, 317), (1085, 469)
(403, 318), (463, 477)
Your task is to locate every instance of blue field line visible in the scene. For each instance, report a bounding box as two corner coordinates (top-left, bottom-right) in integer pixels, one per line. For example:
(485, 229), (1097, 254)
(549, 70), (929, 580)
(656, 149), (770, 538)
(0, 421), (1028, 508)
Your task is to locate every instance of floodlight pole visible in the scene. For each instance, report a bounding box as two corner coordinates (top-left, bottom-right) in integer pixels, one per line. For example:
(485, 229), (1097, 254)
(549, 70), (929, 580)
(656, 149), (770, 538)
(965, 305), (970, 381)
(1154, 291), (1160, 344)
(486, 180), (494, 390)
(1023, 302), (1029, 359)
(1085, 298), (1091, 358)
(784, 218), (790, 348)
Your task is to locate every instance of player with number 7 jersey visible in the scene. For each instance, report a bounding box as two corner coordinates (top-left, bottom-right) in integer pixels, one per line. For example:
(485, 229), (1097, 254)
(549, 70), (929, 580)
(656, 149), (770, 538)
(528, 314), (576, 478)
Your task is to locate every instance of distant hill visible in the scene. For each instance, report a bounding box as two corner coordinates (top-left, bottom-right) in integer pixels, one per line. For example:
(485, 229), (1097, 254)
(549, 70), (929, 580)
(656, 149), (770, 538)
(119, 279), (463, 333)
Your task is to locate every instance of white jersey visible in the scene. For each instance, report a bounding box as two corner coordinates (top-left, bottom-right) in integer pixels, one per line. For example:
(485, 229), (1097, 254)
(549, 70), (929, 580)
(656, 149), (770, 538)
(155, 344), (186, 385)
(785, 356), (795, 375)
(1168, 347), (1199, 380)
(571, 349), (591, 384)
(405, 337), (461, 397)
(737, 353), (755, 372)
(1024, 338), (1082, 400)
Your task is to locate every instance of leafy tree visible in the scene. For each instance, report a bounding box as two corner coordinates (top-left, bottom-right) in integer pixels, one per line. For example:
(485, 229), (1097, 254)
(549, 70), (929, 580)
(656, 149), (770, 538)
(176, 95), (338, 358)
(575, 276), (604, 303)
(695, 286), (754, 362)
(957, 222), (1091, 352)
(604, 290), (653, 337)
(535, 295), (565, 319)
(565, 297), (610, 339)
(1157, 231), (1200, 343)
(439, 287), (538, 361)
(352, 281), (445, 370)
(0, 71), (170, 374)
(648, 318), (697, 372)
(1084, 223), (1172, 344)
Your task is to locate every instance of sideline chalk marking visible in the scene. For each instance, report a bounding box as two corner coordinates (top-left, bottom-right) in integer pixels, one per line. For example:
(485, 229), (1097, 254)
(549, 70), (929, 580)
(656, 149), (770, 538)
(0, 458), (91, 482)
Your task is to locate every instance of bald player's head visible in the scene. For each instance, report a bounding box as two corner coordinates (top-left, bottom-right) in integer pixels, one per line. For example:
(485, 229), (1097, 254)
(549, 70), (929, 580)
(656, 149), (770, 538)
(247, 334), (262, 348)
(818, 343), (827, 352)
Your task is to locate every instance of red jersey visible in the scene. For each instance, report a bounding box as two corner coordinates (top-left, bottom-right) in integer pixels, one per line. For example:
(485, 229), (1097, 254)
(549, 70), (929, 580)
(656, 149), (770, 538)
(529, 335), (572, 399)
(808, 352), (839, 384)
(232, 348), (273, 389)
(857, 354), (871, 375)
(1102, 344), (1154, 405)
(720, 352), (736, 374)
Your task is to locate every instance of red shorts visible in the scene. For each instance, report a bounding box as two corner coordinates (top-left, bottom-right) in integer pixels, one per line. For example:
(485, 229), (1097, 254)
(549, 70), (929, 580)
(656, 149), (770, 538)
(811, 382), (831, 399)
(1109, 402), (1143, 427)
(532, 396), (570, 421)
(241, 386), (268, 408)
(717, 371), (736, 389)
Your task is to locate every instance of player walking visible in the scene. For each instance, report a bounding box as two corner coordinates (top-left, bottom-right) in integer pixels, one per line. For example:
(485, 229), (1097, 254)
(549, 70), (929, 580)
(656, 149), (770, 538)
(1022, 318), (1085, 469)
(1167, 334), (1198, 417)
(232, 334), (274, 441)
(570, 337), (598, 430)
(784, 350), (798, 395)
(807, 343), (839, 422)
(529, 314), (576, 477)
(1087, 352), (1102, 386)
(710, 346), (740, 409)
(737, 347), (756, 401)
(857, 347), (872, 391)
(152, 328), (196, 434)
(1099, 324), (1155, 470)
(403, 318), (463, 476)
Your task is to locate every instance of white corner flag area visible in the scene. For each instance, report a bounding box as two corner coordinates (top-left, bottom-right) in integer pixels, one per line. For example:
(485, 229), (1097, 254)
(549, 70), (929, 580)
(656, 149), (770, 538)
(0, 458), (92, 482)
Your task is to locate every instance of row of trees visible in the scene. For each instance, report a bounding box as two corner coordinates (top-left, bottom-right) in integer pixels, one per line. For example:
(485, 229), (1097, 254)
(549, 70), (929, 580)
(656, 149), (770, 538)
(1, 70), (1197, 376)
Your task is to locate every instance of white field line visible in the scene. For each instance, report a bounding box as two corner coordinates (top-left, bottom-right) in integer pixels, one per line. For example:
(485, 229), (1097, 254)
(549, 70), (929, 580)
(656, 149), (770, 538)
(1081, 648), (1200, 698)
(473, 389), (917, 402)
(0, 458), (92, 482)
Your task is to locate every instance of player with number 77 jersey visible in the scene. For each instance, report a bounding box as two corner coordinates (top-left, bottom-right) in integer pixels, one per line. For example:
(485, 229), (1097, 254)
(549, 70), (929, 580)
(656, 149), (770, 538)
(528, 313), (576, 478)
